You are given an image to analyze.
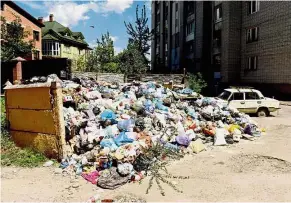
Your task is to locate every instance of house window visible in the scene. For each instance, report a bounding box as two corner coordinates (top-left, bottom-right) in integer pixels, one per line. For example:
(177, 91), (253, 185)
(248, 1), (259, 14)
(215, 4), (222, 22)
(186, 21), (194, 35)
(247, 56), (258, 70)
(175, 3), (178, 12)
(42, 41), (60, 56)
(247, 27), (258, 43)
(33, 50), (40, 60)
(33, 30), (40, 41)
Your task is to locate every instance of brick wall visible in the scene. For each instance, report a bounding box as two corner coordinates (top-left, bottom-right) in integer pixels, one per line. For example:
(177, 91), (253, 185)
(240, 1), (291, 84)
(1, 3), (42, 59)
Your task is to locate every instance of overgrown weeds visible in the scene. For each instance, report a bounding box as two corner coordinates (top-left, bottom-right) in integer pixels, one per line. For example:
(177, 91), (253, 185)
(1, 97), (47, 167)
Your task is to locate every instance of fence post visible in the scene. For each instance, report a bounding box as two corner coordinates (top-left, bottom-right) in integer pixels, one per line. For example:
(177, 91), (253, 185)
(12, 58), (25, 83)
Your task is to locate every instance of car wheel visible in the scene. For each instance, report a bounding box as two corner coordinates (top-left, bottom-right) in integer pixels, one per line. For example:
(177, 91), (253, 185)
(257, 108), (268, 117)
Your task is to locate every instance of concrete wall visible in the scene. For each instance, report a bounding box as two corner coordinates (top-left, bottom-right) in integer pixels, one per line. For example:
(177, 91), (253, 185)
(1, 3), (42, 59)
(72, 72), (124, 83)
(4, 82), (66, 159)
(72, 72), (185, 84)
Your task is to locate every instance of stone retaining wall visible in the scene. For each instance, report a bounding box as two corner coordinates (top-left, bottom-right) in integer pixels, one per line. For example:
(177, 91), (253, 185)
(72, 72), (185, 84)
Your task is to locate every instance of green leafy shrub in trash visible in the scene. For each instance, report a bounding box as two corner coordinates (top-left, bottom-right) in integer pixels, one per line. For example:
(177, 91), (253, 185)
(1, 97), (47, 167)
(186, 72), (207, 94)
(135, 140), (189, 196)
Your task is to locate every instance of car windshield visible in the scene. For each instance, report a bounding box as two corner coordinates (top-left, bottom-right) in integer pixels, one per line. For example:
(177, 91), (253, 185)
(218, 91), (231, 100)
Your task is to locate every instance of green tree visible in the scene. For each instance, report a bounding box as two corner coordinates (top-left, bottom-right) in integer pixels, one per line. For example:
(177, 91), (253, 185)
(75, 55), (86, 71)
(85, 31), (116, 72)
(116, 42), (147, 77)
(1, 16), (34, 61)
(186, 73), (207, 94)
(124, 5), (151, 66)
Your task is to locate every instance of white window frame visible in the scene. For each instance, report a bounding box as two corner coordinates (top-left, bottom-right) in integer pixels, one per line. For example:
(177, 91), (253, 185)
(247, 56), (258, 70)
(246, 27), (258, 43)
(42, 41), (60, 56)
(249, 1), (259, 14)
(215, 5), (222, 22)
(186, 21), (194, 35)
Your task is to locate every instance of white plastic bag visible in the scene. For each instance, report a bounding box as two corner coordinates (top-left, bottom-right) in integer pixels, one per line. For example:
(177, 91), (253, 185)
(214, 128), (227, 146)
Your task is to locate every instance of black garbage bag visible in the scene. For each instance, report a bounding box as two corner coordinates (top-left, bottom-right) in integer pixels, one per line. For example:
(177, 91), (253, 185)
(133, 154), (154, 172)
(97, 167), (129, 189)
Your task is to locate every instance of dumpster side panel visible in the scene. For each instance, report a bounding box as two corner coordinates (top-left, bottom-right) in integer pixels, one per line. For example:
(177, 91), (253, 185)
(5, 83), (65, 160)
(6, 88), (52, 110)
(10, 131), (59, 158)
(8, 109), (56, 134)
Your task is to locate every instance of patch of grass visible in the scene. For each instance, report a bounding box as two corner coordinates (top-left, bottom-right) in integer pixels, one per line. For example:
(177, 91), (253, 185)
(1, 97), (48, 167)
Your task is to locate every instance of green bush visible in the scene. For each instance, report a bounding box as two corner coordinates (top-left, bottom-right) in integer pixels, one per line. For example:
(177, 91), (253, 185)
(186, 72), (207, 94)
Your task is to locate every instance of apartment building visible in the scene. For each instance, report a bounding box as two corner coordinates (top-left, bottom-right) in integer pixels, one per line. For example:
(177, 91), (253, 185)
(151, 1), (212, 75)
(152, 1), (291, 96)
(1, 1), (45, 60)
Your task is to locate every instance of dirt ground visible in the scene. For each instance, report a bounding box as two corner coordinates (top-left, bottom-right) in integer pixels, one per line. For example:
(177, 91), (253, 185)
(1, 105), (291, 202)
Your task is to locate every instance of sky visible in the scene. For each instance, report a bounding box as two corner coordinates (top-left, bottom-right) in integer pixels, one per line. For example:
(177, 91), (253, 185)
(16, 0), (152, 55)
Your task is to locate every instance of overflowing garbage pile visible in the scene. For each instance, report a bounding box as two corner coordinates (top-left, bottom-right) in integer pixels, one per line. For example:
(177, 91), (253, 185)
(54, 76), (263, 190)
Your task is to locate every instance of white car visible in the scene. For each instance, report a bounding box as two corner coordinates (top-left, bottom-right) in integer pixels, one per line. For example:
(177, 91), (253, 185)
(217, 88), (280, 117)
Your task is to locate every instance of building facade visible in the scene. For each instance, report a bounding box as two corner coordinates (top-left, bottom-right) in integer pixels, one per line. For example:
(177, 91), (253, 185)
(151, 1), (212, 75)
(1, 1), (44, 60)
(151, 1), (291, 96)
(41, 14), (91, 64)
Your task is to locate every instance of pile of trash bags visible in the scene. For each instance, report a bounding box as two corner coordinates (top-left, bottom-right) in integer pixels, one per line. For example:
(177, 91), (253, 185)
(25, 75), (263, 190)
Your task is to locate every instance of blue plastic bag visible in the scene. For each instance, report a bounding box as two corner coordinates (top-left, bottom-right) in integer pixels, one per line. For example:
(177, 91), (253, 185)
(117, 119), (135, 131)
(100, 138), (118, 151)
(100, 109), (117, 121)
(114, 132), (134, 147)
(155, 101), (168, 112)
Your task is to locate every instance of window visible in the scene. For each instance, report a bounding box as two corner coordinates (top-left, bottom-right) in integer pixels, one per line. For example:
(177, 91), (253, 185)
(33, 30), (40, 41)
(157, 14), (160, 23)
(175, 33), (179, 47)
(175, 19), (178, 28)
(186, 21), (195, 35)
(218, 91), (231, 100)
(165, 43), (168, 51)
(175, 3), (178, 12)
(232, 93), (244, 100)
(247, 56), (258, 70)
(245, 92), (259, 100)
(248, 1), (259, 14)
(247, 27), (258, 43)
(33, 50), (40, 60)
(42, 41), (60, 56)
(215, 4), (222, 22)
(186, 2), (194, 15)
